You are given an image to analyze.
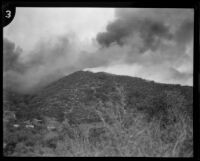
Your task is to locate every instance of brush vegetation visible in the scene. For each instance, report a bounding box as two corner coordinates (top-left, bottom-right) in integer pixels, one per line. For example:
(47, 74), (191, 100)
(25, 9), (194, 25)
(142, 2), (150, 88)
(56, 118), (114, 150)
(3, 71), (193, 157)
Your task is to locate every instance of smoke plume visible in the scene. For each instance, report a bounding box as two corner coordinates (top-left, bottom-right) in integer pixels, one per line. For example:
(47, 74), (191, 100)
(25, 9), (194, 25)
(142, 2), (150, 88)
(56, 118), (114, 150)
(3, 8), (194, 93)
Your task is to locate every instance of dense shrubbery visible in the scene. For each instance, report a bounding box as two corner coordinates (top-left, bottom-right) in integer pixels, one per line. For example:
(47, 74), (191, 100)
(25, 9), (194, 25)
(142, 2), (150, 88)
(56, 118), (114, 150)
(3, 71), (193, 157)
(4, 90), (192, 157)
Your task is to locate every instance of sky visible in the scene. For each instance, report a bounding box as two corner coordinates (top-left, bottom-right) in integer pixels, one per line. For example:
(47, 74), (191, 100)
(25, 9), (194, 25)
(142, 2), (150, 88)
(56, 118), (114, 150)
(3, 8), (194, 93)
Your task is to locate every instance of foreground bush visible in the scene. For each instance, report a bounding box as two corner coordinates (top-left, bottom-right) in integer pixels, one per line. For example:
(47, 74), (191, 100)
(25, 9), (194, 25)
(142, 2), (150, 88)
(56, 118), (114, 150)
(3, 90), (192, 157)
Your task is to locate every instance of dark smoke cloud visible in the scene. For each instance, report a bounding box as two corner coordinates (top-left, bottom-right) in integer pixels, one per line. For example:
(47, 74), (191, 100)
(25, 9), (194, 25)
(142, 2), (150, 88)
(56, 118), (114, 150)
(94, 8), (193, 85)
(137, 19), (173, 53)
(174, 19), (194, 46)
(96, 8), (193, 53)
(97, 18), (172, 53)
(3, 37), (77, 93)
(3, 38), (25, 73)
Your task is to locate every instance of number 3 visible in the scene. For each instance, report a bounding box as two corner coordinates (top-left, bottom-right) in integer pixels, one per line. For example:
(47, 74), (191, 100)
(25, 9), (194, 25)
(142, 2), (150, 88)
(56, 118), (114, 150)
(5, 10), (11, 18)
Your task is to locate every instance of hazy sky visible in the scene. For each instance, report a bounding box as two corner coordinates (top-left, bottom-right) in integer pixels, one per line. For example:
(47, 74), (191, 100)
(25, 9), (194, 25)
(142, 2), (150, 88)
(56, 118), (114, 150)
(3, 8), (194, 92)
(4, 8), (115, 52)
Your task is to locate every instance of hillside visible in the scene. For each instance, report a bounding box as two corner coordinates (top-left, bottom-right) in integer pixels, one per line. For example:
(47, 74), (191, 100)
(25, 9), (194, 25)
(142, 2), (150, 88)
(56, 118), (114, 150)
(3, 71), (193, 157)
(28, 71), (192, 123)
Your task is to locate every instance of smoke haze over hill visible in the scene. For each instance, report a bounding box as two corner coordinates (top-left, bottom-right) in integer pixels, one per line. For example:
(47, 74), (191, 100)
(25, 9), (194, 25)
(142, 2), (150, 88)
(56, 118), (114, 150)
(3, 8), (193, 93)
